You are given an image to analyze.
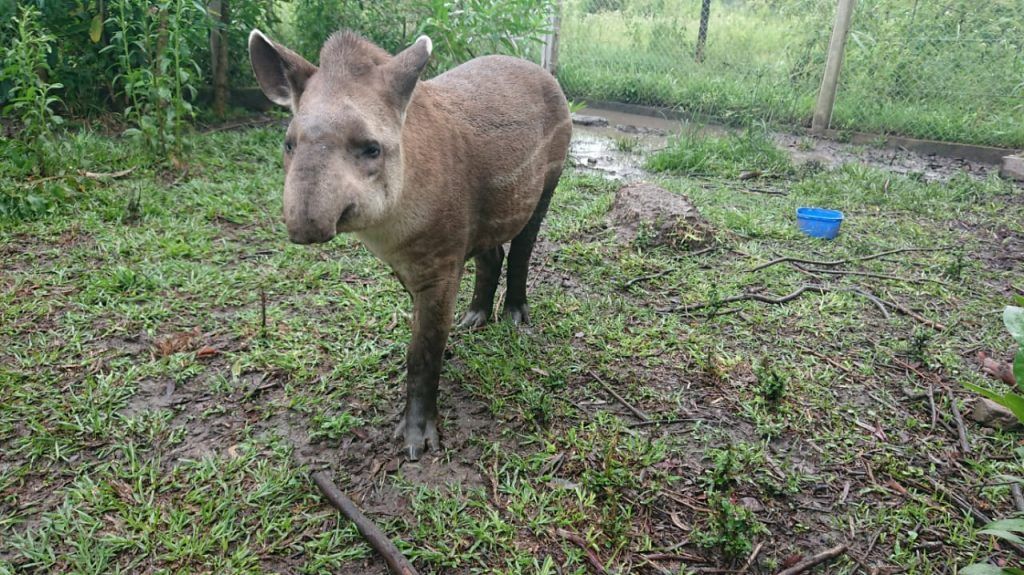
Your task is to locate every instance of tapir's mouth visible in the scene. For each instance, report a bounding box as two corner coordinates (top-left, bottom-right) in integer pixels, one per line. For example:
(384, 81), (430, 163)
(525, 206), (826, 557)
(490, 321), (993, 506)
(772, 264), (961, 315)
(335, 203), (357, 231)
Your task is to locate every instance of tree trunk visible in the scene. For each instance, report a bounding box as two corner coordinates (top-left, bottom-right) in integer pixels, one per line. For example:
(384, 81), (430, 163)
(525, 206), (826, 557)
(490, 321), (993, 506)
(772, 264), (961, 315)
(695, 0), (711, 63)
(210, 0), (230, 118)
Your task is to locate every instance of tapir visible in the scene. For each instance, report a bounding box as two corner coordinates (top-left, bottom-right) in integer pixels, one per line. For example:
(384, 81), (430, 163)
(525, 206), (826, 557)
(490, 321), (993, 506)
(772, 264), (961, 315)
(248, 29), (572, 460)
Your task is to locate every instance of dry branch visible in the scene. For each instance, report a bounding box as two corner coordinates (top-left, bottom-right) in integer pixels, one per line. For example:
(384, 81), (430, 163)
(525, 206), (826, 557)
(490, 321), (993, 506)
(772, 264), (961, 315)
(664, 284), (890, 318)
(775, 544), (848, 575)
(311, 471), (420, 575)
(555, 528), (609, 574)
(1012, 484), (1024, 514)
(749, 246), (951, 273)
(589, 370), (649, 422)
(945, 389), (971, 455)
(800, 266), (949, 286)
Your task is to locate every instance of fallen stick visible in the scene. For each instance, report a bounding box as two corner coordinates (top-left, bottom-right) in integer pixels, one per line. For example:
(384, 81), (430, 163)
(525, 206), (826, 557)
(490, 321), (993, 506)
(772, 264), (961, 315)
(738, 541), (764, 574)
(555, 528), (609, 575)
(775, 544), (848, 575)
(81, 167), (136, 179)
(311, 471), (420, 575)
(1012, 484), (1024, 514)
(946, 389), (971, 455)
(750, 246), (951, 273)
(665, 284), (888, 318)
(883, 294), (947, 331)
(800, 266), (949, 287)
(917, 479), (1024, 556)
(589, 370), (649, 422)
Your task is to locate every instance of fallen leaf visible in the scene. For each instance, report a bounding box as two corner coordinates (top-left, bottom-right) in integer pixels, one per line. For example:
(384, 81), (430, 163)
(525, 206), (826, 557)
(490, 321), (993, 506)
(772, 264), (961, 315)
(196, 346), (219, 358)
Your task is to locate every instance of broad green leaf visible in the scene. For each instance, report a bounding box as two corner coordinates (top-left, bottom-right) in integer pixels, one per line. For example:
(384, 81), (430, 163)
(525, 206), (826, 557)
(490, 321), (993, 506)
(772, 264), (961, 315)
(984, 518), (1024, 533)
(1001, 393), (1024, 424)
(89, 13), (103, 43)
(979, 528), (1024, 546)
(1005, 306), (1024, 346)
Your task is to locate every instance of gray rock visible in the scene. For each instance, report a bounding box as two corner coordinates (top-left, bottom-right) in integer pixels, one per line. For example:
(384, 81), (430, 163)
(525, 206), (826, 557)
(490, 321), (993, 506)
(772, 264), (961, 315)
(610, 182), (715, 250)
(738, 497), (764, 512)
(970, 398), (1022, 431)
(571, 113), (609, 127)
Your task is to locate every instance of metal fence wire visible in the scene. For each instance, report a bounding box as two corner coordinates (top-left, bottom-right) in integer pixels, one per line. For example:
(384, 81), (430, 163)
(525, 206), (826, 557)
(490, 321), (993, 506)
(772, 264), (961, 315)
(555, 0), (1024, 149)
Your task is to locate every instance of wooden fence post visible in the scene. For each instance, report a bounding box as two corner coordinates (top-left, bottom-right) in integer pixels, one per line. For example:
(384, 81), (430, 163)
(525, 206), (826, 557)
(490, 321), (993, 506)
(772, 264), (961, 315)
(542, 0), (561, 75)
(812, 0), (856, 133)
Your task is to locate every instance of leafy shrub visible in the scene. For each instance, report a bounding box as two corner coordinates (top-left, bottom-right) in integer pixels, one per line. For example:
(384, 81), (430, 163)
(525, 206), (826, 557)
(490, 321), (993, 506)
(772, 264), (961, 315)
(1, 4), (64, 174)
(965, 306), (1024, 425)
(102, 0), (205, 160)
(289, 0), (552, 73)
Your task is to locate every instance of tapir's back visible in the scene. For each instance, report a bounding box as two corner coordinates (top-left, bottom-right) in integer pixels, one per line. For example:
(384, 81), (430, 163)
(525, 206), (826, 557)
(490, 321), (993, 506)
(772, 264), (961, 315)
(408, 56), (572, 252)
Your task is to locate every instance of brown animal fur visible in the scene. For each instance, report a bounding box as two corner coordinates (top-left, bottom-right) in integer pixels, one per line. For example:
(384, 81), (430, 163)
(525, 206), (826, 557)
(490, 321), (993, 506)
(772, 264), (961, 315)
(249, 29), (572, 460)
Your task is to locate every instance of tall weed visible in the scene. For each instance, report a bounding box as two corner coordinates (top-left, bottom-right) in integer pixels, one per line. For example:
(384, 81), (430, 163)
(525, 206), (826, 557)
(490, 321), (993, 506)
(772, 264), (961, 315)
(2, 5), (64, 175)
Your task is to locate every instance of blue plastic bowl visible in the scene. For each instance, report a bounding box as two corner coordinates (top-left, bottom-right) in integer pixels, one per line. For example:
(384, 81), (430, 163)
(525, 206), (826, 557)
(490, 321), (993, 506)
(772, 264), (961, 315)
(796, 207), (844, 239)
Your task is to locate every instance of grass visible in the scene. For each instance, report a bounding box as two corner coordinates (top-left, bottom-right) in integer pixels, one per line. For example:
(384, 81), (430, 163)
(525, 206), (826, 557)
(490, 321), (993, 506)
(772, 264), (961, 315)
(558, 0), (1024, 148)
(1, 122), (1024, 574)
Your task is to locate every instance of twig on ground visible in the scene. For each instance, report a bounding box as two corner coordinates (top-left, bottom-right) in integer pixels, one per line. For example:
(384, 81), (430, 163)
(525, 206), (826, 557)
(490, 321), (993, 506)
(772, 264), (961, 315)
(775, 544), (848, 575)
(792, 342), (852, 373)
(743, 187), (788, 196)
(945, 389), (971, 455)
(310, 471), (420, 575)
(629, 417), (705, 428)
(848, 288), (892, 319)
(738, 541), (764, 574)
(799, 266), (949, 287)
(882, 290), (947, 331)
(82, 167), (136, 179)
(589, 370), (649, 422)
(1012, 484), (1024, 514)
(664, 284), (890, 319)
(749, 246), (951, 273)
(927, 380), (938, 429)
(555, 528), (609, 575)
(623, 268), (673, 289)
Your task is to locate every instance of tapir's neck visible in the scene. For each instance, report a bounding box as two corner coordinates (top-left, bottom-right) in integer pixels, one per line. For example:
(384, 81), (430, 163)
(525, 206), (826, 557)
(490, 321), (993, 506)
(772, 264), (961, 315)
(353, 83), (448, 268)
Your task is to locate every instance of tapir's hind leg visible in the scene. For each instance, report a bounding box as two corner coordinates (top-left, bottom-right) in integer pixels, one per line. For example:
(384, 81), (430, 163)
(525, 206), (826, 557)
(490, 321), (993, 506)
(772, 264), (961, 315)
(458, 245), (505, 329)
(503, 173), (560, 324)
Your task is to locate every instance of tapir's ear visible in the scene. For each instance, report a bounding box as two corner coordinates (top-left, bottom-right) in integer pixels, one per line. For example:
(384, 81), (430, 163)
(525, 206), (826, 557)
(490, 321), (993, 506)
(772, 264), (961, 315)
(385, 36), (432, 111)
(248, 29), (317, 109)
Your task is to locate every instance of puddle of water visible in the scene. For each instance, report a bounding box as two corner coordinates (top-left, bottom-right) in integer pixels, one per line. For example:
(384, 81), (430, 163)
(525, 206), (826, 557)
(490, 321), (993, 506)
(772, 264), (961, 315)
(569, 132), (649, 181)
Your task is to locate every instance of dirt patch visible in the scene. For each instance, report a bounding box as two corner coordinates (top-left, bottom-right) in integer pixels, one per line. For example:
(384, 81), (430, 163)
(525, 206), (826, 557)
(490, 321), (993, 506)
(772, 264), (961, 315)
(610, 182), (715, 249)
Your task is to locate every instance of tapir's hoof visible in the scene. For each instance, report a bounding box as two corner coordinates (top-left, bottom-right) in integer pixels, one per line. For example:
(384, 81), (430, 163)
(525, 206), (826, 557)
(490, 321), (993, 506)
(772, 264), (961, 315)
(394, 415), (440, 461)
(457, 309), (490, 329)
(502, 304), (530, 325)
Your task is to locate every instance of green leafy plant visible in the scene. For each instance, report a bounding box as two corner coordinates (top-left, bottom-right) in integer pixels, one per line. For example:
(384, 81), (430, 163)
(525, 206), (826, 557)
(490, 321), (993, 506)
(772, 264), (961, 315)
(694, 492), (768, 559)
(1, 5), (64, 174)
(965, 306), (1024, 425)
(102, 0), (204, 160)
(962, 506), (1024, 574)
(754, 359), (786, 405)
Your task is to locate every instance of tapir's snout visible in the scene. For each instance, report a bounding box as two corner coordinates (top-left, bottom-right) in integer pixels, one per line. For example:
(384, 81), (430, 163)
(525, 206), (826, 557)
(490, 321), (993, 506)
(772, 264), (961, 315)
(286, 220), (335, 244)
(284, 201), (358, 244)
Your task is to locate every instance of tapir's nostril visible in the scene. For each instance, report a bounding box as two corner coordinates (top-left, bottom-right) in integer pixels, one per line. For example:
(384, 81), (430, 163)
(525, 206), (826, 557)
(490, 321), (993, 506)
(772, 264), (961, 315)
(338, 203), (356, 225)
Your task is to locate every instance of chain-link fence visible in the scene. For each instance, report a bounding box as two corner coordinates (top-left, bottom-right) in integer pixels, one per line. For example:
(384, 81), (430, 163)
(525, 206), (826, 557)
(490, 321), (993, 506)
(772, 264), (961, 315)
(555, 0), (1024, 149)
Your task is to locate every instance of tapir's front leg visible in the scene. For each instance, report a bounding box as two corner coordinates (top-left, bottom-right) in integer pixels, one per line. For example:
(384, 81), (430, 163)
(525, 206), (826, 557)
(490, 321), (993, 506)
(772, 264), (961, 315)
(397, 268), (461, 461)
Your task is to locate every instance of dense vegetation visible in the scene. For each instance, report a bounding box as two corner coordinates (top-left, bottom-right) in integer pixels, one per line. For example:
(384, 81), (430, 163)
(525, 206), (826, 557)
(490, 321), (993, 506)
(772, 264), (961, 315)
(559, 0), (1024, 147)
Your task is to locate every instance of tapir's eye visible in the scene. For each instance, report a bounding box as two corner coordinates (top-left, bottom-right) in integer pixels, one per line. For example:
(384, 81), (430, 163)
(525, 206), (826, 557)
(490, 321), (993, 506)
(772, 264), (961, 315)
(361, 142), (381, 159)
(284, 139), (295, 154)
